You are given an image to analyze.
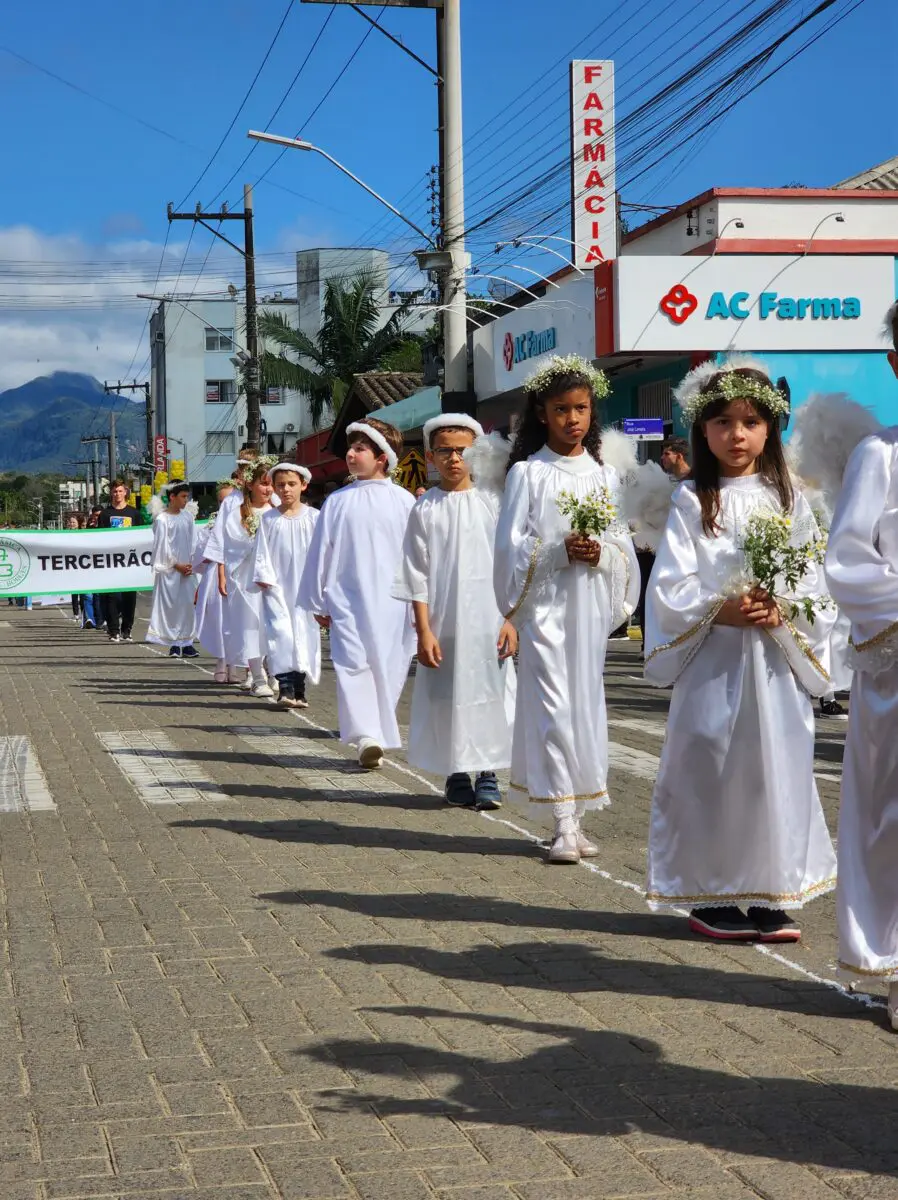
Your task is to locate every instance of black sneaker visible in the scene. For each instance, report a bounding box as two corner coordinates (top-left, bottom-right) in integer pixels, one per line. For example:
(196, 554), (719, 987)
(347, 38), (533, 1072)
(83, 620), (95, 630)
(820, 698), (847, 718)
(277, 684), (296, 708)
(181, 645), (199, 658)
(168, 646), (182, 657)
(747, 906), (801, 943)
(688, 906), (759, 942)
(121, 632), (134, 643)
(445, 773), (475, 807)
(474, 771), (502, 811)
(108, 633), (122, 644)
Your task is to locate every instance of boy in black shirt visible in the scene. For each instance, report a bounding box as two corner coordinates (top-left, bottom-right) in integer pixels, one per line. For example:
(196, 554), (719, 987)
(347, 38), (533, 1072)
(98, 479), (143, 643)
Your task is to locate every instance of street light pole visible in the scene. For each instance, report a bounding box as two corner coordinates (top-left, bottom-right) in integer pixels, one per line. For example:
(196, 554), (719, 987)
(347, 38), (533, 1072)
(242, 183), (262, 452)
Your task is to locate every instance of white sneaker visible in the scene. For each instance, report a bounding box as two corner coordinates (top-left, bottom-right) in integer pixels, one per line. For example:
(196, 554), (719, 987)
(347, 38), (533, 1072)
(240, 674), (253, 691)
(576, 832), (600, 858)
(251, 681), (274, 698)
(888, 982), (898, 1032)
(358, 738), (384, 769)
(547, 831), (580, 864)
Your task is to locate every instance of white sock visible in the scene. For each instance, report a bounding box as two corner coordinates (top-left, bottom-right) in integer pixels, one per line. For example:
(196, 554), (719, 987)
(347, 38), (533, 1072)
(248, 657), (265, 684)
(552, 800), (576, 838)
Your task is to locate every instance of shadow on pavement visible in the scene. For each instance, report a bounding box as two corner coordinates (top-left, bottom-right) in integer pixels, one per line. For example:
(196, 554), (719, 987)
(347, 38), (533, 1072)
(294, 1008), (898, 1174)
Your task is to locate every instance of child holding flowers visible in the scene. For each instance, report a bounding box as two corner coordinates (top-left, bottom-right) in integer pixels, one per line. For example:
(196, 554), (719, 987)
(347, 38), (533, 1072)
(494, 355), (639, 864)
(644, 358), (836, 943)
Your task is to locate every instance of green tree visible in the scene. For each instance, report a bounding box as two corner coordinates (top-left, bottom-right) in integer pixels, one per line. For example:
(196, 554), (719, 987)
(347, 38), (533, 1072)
(258, 271), (418, 429)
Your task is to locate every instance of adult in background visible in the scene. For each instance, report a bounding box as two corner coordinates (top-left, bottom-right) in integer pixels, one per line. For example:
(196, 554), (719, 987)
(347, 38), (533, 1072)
(98, 480), (142, 643)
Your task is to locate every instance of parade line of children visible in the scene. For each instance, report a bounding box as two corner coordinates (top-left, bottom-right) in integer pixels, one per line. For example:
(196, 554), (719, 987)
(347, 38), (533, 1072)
(141, 315), (898, 1029)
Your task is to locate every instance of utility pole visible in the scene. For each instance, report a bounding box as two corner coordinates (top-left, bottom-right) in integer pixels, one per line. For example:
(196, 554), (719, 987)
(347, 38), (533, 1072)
(104, 381), (152, 486)
(109, 411), (117, 483)
(81, 434), (111, 503)
(300, 0), (470, 414)
(166, 196), (261, 450)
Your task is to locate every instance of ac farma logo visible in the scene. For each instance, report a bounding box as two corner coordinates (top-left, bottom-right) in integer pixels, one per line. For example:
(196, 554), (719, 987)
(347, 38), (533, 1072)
(0, 537), (30, 592)
(660, 283), (862, 325)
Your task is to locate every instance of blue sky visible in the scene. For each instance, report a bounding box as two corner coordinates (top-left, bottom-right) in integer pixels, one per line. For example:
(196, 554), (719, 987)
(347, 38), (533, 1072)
(0, 0), (894, 390)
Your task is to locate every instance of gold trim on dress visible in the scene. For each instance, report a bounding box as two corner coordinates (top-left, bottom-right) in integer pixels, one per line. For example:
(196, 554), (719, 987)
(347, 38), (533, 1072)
(767, 610), (831, 683)
(645, 876), (836, 907)
(850, 620), (898, 654)
(644, 598), (726, 664)
(509, 780), (609, 804)
(837, 958), (898, 979)
(504, 537), (542, 622)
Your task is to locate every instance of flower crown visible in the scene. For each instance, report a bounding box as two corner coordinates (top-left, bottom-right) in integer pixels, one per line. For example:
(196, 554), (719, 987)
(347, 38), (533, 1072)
(216, 477), (235, 490)
(523, 354), (610, 399)
(674, 356), (788, 427)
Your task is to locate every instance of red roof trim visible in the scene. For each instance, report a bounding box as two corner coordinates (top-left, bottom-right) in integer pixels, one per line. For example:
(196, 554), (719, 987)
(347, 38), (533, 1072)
(687, 238), (898, 256)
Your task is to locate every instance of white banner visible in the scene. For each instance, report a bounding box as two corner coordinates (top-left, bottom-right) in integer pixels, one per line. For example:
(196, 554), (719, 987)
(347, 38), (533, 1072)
(571, 59), (616, 269)
(0, 527), (156, 599)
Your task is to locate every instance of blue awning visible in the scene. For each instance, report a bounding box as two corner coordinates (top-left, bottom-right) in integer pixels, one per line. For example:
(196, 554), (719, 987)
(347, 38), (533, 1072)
(383, 386), (442, 433)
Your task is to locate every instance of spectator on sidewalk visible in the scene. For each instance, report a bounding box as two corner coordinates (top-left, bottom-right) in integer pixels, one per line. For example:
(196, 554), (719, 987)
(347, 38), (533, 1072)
(98, 480), (142, 643)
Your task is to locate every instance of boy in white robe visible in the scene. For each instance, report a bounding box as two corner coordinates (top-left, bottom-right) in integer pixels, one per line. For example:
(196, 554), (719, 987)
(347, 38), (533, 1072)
(146, 481), (198, 657)
(394, 415), (517, 810)
(252, 464), (321, 709)
(298, 418), (415, 769)
(825, 303), (898, 1027)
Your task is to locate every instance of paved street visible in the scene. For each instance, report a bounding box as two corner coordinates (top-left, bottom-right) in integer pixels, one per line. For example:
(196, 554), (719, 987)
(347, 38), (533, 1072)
(0, 600), (895, 1200)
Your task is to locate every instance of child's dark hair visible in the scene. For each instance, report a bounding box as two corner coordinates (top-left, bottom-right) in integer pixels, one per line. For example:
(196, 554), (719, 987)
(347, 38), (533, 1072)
(507, 367), (602, 471)
(887, 302), (898, 352)
(348, 417), (403, 464)
(691, 368), (793, 536)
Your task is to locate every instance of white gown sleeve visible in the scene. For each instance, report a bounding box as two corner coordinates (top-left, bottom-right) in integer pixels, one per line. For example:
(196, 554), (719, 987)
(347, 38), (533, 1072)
(151, 516), (175, 574)
(297, 499), (334, 617)
(764, 492), (834, 696)
(494, 463), (569, 626)
(203, 510), (226, 566)
(825, 435), (898, 674)
(251, 517), (277, 588)
(596, 466), (640, 628)
(393, 501), (430, 603)
(644, 494), (725, 687)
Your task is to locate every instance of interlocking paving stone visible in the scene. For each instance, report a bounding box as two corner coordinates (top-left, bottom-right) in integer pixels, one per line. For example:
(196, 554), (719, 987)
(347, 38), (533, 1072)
(0, 605), (893, 1199)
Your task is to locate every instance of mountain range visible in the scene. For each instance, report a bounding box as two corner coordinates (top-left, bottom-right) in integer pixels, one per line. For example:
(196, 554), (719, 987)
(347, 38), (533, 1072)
(0, 373), (147, 474)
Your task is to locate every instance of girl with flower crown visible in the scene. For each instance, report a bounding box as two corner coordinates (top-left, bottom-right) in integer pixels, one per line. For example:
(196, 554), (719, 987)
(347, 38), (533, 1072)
(644, 360), (836, 943)
(204, 461), (274, 696)
(494, 355), (639, 864)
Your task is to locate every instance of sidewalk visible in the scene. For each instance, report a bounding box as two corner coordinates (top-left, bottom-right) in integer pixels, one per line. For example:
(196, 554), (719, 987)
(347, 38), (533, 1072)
(0, 603), (895, 1200)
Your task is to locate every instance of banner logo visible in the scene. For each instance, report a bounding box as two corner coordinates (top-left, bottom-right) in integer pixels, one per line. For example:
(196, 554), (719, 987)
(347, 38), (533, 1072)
(0, 538), (30, 591)
(660, 284), (698, 325)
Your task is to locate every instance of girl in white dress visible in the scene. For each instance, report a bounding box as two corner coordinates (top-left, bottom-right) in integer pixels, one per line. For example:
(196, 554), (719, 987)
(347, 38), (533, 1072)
(645, 360), (837, 943)
(825, 303), (898, 1029)
(194, 480), (234, 682)
(494, 355), (639, 864)
(252, 464), (321, 709)
(146, 481), (198, 655)
(204, 463), (274, 697)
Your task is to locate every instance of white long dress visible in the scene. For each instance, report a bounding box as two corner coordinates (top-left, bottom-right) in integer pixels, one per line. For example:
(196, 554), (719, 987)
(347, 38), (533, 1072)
(493, 446), (639, 818)
(394, 487), (516, 776)
(645, 475), (837, 911)
(251, 507), (322, 683)
(204, 503), (270, 667)
(146, 509), (198, 646)
(825, 428), (898, 982)
(298, 478), (416, 748)
(193, 517), (226, 660)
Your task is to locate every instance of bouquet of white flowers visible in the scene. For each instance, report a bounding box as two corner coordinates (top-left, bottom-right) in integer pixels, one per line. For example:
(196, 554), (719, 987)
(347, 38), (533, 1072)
(740, 511), (829, 624)
(556, 487), (617, 538)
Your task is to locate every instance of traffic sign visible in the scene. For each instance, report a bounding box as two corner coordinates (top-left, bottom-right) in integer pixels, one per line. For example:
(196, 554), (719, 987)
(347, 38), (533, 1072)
(623, 418), (664, 441)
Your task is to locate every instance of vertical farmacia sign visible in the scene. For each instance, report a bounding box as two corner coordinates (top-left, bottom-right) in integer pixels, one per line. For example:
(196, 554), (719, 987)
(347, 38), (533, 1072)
(570, 60), (616, 270)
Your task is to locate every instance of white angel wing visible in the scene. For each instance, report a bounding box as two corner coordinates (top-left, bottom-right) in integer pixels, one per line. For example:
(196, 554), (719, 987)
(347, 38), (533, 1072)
(147, 494), (164, 520)
(621, 461), (676, 552)
(600, 427), (639, 480)
(464, 431), (513, 495)
(789, 392), (883, 506)
(186, 499), (199, 519)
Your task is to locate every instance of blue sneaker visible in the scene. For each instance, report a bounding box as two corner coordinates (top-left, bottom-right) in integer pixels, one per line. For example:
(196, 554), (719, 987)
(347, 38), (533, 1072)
(168, 646), (182, 658)
(445, 773), (475, 807)
(474, 772), (502, 811)
(181, 645), (199, 658)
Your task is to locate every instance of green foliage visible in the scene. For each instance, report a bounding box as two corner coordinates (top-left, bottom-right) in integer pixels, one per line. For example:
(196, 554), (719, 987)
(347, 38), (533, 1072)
(0, 471), (66, 526)
(556, 488), (617, 537)
(258, 271), (415, 429)
(741, 511), (829, 624)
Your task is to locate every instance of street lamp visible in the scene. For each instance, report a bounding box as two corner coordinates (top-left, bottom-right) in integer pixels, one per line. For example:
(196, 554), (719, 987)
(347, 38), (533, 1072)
(246, 131), (436, 247)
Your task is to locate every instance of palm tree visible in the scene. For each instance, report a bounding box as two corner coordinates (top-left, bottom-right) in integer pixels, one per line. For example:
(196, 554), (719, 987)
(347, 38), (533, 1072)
(257, 270), (421, 429)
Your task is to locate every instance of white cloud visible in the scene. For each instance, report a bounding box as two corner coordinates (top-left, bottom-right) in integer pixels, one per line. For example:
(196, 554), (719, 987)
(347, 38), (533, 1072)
(0, 222), (321, 393)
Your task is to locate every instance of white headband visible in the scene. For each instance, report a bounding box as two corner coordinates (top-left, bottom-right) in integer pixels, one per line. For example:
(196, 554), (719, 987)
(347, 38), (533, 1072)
(346, 421), (398, 471)
(422, 413), (484, 451)
(268, 462), (311, 483)
(162, 481), (190, 495)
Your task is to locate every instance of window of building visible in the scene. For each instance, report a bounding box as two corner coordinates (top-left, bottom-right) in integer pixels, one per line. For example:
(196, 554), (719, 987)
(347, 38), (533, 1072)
(265, 432), (299, 455)
(205, 327), (234, 352)
(206, 431), (235, 456)
(205, 379), (236, 404)
(637, 380), (674, 466)
(262, 386), (285, 405)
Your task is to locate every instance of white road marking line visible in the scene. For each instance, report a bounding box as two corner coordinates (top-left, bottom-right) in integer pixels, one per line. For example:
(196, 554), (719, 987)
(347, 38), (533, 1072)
(105, 625), (881, 1012)
(0, 620), (12, 628)
(97, 730), (230, 806)
(0, 737), (56, 814)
